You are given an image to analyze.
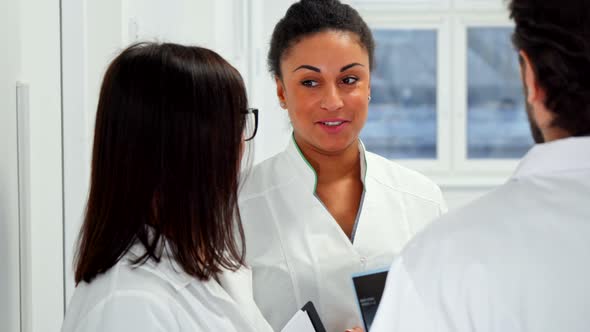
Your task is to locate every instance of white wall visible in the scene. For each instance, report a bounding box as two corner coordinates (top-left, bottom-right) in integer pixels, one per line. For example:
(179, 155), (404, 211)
(2, 2), (64, 331)
(18, 0), (64, 331)
(62, 0), (124, 304)
(0, 1), (64, 331)
(0, 0), (22, 331)
(249, 0), (297, 163)
(122, 0), (249, 78)
(124, 0), (214, 46)
(61, 0), (91, 303)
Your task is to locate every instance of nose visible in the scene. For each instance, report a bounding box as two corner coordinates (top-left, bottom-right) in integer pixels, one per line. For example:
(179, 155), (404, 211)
(320, 83), (344, 111)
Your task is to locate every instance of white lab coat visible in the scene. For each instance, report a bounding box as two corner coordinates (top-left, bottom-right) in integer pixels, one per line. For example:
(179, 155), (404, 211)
(371, 136), (590, 332)
(239, 136), (446, 331)
(61, 240), (273, 332)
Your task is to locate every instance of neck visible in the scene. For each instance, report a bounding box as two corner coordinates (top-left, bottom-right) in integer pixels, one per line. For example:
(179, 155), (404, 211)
(534, 104), (572, 143)
(542, 127), (571, 143)
(294, 134), (361, 184)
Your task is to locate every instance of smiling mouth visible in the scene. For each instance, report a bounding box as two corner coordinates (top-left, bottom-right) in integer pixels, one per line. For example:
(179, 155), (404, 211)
(319, 121), (346, 127)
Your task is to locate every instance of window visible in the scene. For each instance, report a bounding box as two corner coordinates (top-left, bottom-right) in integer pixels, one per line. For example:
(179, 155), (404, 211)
(361, 29), (438, 159)
(466, 27), (533, 159)
(352, 0), (525, 183)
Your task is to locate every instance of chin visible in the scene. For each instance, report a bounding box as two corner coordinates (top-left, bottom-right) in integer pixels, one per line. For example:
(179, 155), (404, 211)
(316, 137), (357, 153)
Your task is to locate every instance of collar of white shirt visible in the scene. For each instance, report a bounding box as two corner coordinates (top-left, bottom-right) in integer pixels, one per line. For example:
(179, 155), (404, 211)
(512, 136), (590, 180)
(127, 237), (193, 290)
(285, 133), (368, 192)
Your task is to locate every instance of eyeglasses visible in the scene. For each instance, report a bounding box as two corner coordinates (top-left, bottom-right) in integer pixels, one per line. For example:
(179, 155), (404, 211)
(242, 108), (258, 141)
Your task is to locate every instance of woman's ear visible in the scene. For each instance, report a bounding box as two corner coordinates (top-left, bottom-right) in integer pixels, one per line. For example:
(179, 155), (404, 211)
(275, 76), (287, 109)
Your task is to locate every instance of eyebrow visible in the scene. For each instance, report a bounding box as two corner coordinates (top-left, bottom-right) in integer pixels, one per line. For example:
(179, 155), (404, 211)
(292, 63), (365, 73)
(293, 65), (320, 73)
(340, 63), (364, 72)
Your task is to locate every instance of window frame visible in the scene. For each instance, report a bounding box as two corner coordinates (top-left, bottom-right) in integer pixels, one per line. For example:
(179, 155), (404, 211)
(454, 14), (522, 174)
(355, 2), (525, 185)
(453, 0), (507, 11)
(359, 11), (452, 174)
(348, 0), (450, 12)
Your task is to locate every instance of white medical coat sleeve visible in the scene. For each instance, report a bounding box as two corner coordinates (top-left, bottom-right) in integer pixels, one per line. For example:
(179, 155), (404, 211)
(370, 257), (433, 332)
(218, 268), (274, 332)
(71, 291), (179, 332)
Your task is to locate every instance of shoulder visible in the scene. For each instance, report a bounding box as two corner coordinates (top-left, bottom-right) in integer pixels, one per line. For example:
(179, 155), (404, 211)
(63, 261), (181, 332)
(240, 151), (293, 201)
(74, 258), (184, 307)
(384, 184), (531, 326)
(401, 183), (525, 272)
(365, 151), (444, 205)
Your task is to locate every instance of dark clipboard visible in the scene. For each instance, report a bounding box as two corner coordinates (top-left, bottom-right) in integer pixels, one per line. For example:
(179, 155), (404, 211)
(352, 268), (389, 332)
(301, 301), (326, 332)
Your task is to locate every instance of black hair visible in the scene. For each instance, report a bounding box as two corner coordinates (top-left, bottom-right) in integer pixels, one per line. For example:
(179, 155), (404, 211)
(268, 0), (375, 78)
(510, 0), (590, 136)
(75, 43), (248, 283)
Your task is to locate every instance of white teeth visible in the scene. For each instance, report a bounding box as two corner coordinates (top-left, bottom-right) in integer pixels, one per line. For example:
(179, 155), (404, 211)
(322, 121), (343, 126)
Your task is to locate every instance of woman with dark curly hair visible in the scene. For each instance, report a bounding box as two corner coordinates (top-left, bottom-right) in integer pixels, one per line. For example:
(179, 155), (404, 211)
(61, 43), (271, 332)
(238, 1), (446, 330)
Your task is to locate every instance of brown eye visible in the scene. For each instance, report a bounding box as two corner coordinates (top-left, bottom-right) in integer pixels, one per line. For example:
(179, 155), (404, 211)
(301, 80), (319, 87)
(341, 76), (358, 85)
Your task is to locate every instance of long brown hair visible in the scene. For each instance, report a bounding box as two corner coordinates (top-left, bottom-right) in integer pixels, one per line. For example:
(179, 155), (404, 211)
(75, 43), (247, 283)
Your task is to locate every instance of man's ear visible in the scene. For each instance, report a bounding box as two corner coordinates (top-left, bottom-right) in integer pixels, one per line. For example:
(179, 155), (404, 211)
(275, 76), (287, 109)
(520, 50), (546, 104)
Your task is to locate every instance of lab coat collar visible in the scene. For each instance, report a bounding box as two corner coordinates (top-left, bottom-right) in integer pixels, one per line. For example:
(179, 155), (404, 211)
(286, 134), (368, 193)
(127, 238), (257, 315)
(512, 136), (590, 180)
(127, 234), (193, 290)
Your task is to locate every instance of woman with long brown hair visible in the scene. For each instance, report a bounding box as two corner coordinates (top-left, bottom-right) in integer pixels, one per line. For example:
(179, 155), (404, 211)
(61, 42), (269, 332)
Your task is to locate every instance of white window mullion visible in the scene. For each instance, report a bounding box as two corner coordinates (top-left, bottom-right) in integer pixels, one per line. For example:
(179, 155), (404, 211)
(436, 17), (452, 173)
(452, 14), (469, 173)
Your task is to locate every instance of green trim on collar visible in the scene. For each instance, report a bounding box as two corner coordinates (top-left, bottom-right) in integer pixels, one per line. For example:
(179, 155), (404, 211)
(292, 133), (318, 192)
(291, 133), (369, 192)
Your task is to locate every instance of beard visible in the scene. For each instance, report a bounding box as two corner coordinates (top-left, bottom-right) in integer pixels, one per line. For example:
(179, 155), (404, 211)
(524, 98), (545, 144)
(520, 64), (545, 144)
